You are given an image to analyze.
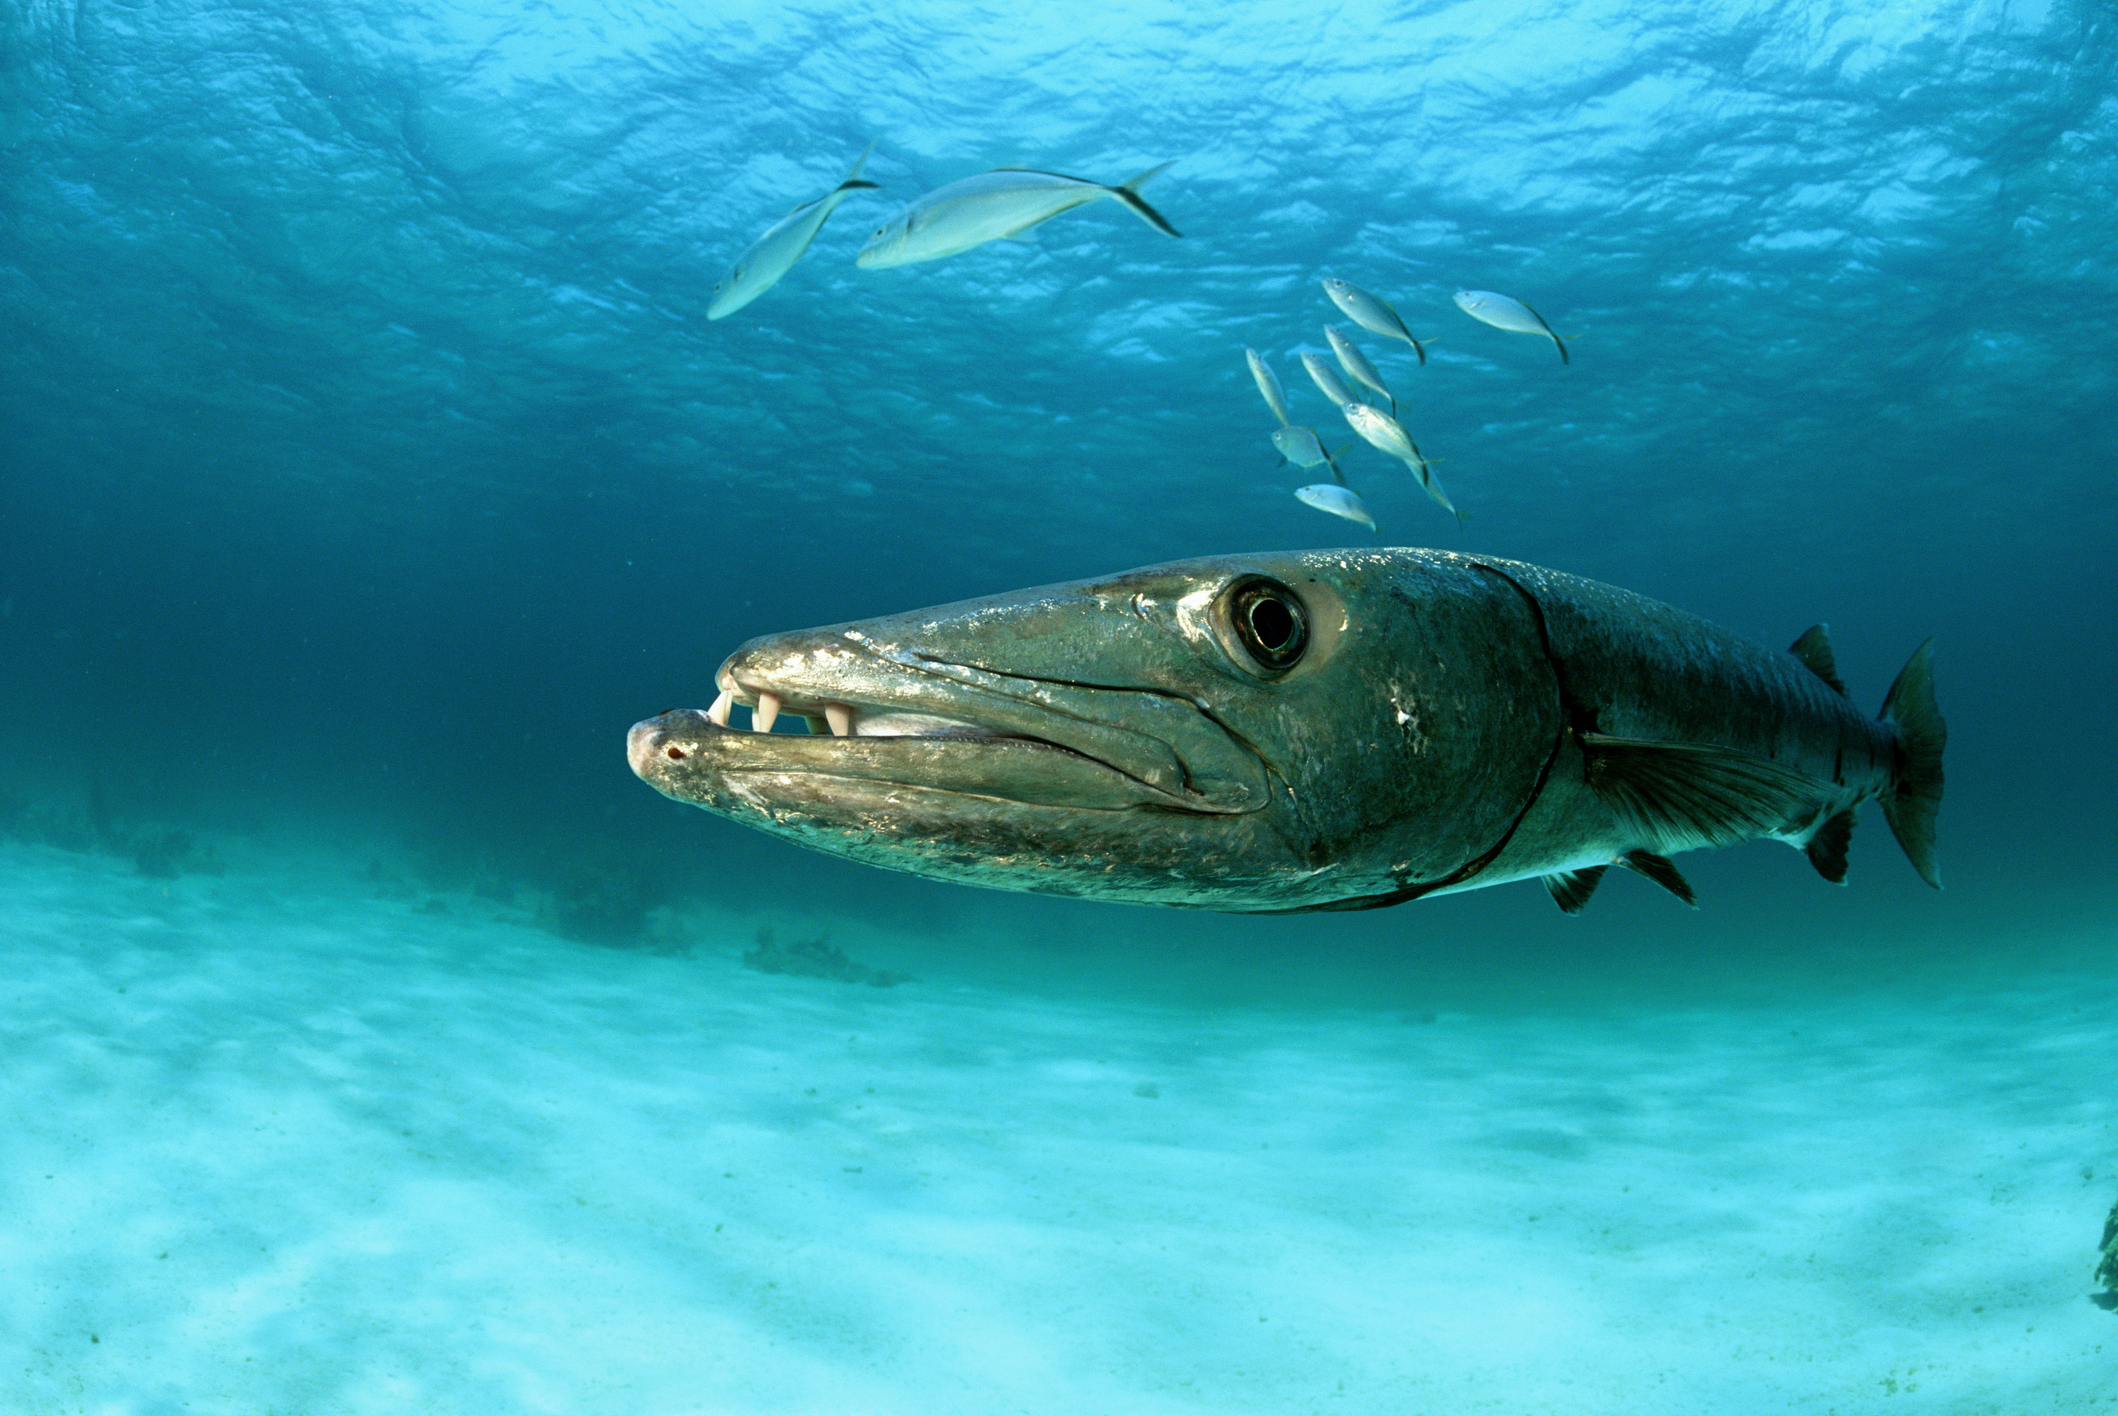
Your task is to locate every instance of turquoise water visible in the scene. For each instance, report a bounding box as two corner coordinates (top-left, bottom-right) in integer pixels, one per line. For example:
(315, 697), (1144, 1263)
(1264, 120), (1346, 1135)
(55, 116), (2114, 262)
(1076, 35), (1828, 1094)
(2, 0), (2114, 1410)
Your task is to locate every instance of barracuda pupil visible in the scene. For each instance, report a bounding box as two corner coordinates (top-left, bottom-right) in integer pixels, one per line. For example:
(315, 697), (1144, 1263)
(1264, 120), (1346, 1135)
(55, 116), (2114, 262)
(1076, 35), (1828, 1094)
(1229, 579), (1308, 670)
(1250, 599), (1293, 648)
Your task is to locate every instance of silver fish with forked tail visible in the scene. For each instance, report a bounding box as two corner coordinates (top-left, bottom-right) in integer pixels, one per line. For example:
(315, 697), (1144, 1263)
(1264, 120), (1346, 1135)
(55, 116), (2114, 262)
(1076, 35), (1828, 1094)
(1294, 484), (1376, 532)
(707, 144), (881, 320)
(629, 550), (1945, 915)
(1326, 324), (1395, 415)
(1246, 348), (1294, 427)
(1342, 403), (1459, 522)
(1270, 424), (1345, 484)
(1322, 277), (1430, 365)
(1454, 289), (1570, 363)
(856, 164), (1181, 268)
(1300, 350), (1360, 409)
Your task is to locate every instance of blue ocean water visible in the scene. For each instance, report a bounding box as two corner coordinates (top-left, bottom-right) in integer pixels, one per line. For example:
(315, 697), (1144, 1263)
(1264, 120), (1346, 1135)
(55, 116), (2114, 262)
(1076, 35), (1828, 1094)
(2, 0), (2114, 1410)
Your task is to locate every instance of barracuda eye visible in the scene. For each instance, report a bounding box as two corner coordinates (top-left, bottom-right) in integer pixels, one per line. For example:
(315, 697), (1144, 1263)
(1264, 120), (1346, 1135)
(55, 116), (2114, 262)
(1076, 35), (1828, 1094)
(1224, 578), (1309, 672)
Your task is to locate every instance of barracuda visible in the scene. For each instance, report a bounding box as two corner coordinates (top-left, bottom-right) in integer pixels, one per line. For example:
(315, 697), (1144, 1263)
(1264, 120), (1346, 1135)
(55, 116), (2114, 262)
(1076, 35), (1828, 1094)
(627, 550), (1945, 914)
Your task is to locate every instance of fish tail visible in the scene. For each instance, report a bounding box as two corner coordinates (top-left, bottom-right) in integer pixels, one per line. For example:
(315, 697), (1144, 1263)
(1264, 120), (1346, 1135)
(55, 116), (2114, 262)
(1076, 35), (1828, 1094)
(845, 141), (876, 182)
(1121, 160), (1175, 190)
(1877, 639), (1945, 888)
(1411, 336), (1428, 366)
(1112, 163), (1183, 238)
(1520, 301), (1569, 364)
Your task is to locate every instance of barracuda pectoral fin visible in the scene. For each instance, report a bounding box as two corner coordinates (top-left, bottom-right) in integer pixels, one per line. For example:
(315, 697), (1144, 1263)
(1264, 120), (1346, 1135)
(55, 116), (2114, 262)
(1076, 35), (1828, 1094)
(1582, 734), (1823, 853)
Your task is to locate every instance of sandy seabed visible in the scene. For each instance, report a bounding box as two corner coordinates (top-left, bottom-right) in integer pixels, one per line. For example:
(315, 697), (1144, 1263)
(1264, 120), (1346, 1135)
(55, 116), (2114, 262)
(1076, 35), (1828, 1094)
(2, 839), (2111, 1415)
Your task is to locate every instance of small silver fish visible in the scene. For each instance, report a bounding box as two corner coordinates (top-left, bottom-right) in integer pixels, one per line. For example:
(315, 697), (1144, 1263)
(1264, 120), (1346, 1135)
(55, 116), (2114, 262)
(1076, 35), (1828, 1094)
(1453, 289), (1569, 363)
(1294, 483), (1376, 532)
(1246, 348), (1292, 427)
(1342, 402), (1460, 521)
(1270, 425), (1346, 485)
(1325, 325), (1394, 415)
(1300, 350), (1359, 410)
(708, 144), (881, 320)
(856, 164), (1181, 268)
(1321, 277), (1429, 364)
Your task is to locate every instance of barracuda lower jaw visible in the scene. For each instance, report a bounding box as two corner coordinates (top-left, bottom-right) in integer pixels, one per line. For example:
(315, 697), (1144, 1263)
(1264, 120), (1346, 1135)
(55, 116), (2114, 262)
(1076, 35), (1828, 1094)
(703, 673), (994, 741)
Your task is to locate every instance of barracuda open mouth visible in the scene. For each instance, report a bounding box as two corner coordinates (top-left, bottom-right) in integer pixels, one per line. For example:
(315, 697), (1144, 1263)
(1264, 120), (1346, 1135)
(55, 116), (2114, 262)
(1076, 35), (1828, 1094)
(627, 630), (1273, 816)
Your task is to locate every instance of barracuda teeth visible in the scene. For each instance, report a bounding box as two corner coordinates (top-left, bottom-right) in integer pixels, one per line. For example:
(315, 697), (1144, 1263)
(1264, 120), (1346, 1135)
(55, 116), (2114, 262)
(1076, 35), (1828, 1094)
(707, 689), (733, 726)
(753, 691), (781, 733)
(825, 703), (853, 737)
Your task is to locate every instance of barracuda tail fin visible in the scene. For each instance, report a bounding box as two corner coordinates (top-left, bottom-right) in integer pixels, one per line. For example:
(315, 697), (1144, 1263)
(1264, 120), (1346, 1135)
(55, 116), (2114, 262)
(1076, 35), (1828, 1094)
(1878, 639), (1945, 888)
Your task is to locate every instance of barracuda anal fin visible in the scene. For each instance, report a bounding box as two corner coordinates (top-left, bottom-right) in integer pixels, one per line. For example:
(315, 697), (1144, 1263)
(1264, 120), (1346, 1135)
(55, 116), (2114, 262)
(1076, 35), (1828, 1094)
(1617, 848), (1697, 906)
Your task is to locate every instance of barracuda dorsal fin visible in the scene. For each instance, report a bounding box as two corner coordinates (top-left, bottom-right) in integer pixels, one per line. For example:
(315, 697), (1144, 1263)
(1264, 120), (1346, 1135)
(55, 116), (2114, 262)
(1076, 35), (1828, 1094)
(1541, 864), (1608, 914)
(1582, 734), (1821, 853)
(1804, 806), (1856, 884)
(1789, 624), (1847, 695)
(1617, 849), (1697, 907)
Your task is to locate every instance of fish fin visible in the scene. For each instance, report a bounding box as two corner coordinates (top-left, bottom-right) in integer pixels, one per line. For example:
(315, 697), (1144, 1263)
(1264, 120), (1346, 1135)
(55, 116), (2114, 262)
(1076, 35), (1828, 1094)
(836, 179), (882, 194)
(1411, 336), (1428, 365)
(1789, 625), (1847, 695)
(1616, 850), (1698, 907)
(1516, 300), (1570, 364)
(1120, 160), (1175, 191)
(1406, 451), (1460, 521)
(844, 140), (876, 183)
(1581, 734), (1823, 853)
(1803, 807), (1856, 884)
(1877, 640), (1945, 888)
(1110, 164), (1183, 238)
(1420, 476), (1460, 520)
(1541, 864), (1608, 915)
(1371, 297), (1421, 351)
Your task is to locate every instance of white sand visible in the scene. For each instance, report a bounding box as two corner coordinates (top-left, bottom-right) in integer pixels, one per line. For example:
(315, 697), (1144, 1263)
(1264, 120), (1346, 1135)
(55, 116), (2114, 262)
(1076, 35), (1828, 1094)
(2, 839), (2111, 1415)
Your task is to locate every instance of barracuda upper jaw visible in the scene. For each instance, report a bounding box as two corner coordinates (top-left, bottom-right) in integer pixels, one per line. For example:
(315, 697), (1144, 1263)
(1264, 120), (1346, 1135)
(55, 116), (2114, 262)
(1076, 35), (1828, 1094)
(701, 668), (997, 742)
(632, 631), (1272, 816)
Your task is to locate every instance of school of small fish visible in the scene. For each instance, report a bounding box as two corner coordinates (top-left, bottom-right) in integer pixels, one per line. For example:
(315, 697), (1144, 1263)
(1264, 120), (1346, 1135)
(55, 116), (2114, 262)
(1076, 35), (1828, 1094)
(705, 143), (1571, 535)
